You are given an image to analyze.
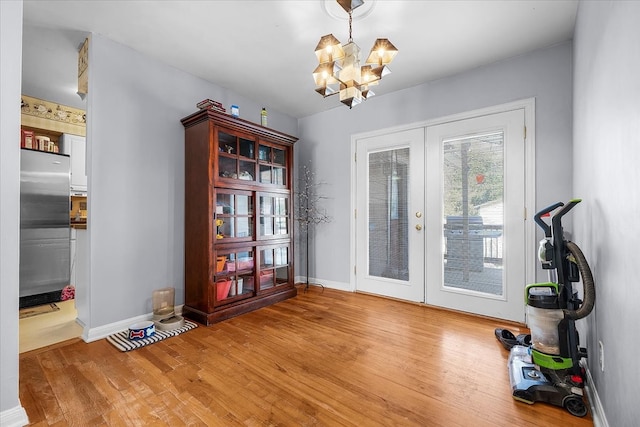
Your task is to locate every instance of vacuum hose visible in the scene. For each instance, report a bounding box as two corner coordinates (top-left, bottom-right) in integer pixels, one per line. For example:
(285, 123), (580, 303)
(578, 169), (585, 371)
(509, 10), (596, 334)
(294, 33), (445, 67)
(563, 241), (595, 320)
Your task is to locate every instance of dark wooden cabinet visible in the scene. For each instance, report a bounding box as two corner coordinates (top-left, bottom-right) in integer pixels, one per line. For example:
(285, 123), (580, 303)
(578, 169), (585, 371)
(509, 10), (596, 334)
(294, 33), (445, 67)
(181, 109), (297, 325)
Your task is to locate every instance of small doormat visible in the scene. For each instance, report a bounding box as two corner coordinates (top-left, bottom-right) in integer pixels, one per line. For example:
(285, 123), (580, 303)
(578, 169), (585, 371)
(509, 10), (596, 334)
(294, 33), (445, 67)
(106, 320), (198, 352)
(19, 303), (60, 319)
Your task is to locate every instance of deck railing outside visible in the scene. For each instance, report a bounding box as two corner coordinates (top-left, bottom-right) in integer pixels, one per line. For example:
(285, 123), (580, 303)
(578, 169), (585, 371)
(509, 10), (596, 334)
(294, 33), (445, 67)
(443, 224), (503, 265)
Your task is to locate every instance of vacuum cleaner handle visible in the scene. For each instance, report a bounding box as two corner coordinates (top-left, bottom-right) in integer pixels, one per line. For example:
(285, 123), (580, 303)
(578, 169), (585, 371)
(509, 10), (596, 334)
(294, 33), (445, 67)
(552, 198), (582, 222)
(534, 202), (564, 237)
(551, 199), (582, 238)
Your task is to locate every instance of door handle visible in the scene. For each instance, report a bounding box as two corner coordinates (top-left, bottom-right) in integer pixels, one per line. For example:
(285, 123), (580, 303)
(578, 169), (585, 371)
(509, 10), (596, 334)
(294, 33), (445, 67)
(415, 224), (423, 231)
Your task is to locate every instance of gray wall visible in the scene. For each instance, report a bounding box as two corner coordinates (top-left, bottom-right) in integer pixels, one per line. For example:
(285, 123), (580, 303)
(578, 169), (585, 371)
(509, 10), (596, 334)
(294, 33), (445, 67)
(85, 33), (298, 328)
(21, 25), (87, 111)
(573, 1), (640, 425)
(297, 42), (573, 287)
(0, 0), (27, 422)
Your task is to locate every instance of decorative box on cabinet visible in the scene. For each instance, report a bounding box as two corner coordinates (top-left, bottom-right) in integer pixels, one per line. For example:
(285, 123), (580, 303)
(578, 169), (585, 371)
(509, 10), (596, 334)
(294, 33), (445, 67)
(181, 109), (297, 325)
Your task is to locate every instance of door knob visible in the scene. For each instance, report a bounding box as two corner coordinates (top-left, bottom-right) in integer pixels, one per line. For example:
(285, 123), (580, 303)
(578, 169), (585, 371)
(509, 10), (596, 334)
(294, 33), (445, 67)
(416, 211), (422, 218)
(415, 224), (423, 231)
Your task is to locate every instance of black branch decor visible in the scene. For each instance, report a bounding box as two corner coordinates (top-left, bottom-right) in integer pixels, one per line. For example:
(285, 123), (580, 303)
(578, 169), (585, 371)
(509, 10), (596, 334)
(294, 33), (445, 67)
(295, 163), (331, 291)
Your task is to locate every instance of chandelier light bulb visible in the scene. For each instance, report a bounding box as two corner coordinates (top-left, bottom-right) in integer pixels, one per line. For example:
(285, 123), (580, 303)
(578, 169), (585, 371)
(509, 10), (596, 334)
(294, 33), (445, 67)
(361, 67), (372, 82)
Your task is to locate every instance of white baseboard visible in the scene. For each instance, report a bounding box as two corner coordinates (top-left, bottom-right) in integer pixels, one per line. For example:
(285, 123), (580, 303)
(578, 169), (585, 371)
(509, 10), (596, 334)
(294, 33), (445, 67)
(0, 405), (28, 427)
(295, 276), (352, 292)
(584, 363), (609, 427)
(80, 304), (185, 343)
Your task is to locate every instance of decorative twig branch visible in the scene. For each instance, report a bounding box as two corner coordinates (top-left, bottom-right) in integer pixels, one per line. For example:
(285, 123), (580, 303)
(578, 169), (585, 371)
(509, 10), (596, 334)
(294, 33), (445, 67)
(295, 163), (331, 291)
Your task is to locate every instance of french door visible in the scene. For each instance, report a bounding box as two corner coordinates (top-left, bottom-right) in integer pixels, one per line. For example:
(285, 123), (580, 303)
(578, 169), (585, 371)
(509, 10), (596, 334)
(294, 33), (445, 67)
(355, 109), (527, 322)
(355, 128), (426, 302)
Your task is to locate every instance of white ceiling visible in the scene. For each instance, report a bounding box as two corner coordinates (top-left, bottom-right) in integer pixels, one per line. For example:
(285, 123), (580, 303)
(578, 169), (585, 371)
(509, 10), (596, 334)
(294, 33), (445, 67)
(22, 0), (578, 118)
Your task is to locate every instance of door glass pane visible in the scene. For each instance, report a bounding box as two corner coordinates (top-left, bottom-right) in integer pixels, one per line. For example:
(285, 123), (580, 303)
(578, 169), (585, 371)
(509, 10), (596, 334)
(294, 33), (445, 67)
(274, 246), (288, 266)
(261, 248), (273, 267)
(275, 217), (288, 235)
(261, 217), (274, 236)
(273, 167), (285, 185)
(259, 165), (271, 183)
(274, 197), (287, 215)
(273, 148), (285, 165)
(218, 131), (235, 152)
(238, 161), (255, 181)
(275, 266), (288, 284)
(215, 249), (254, 301)
(236, 195), (251, 215)
(368, 148), (409, 281)
(239, 138), (254, 158)
(442, 131), (504, 296)
(219, 157), (236, 179)
(237, 217), (251, 237)
(258, 145), (270, 161)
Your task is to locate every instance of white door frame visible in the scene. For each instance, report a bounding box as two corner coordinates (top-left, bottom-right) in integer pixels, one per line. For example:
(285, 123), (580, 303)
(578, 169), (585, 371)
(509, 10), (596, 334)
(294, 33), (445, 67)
(349, 98), (536, 322)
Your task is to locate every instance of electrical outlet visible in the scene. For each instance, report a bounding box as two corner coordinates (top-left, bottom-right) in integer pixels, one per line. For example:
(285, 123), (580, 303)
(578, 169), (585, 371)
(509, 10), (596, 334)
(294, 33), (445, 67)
(598, 340), (605, 372)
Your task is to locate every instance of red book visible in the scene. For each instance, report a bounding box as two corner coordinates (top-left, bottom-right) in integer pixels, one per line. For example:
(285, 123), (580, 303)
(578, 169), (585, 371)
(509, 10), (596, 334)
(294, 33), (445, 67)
(21, 129), (34, 149)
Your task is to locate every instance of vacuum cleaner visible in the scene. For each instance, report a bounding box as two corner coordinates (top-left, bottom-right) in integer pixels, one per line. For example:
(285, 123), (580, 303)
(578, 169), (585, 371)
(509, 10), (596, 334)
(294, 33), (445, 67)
(496, 199), (595, 417)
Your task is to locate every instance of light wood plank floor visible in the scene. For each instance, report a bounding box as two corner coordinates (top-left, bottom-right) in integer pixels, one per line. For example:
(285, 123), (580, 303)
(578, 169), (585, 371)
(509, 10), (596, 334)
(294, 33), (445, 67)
(19, 300), (82, 353)
(19, 286), (594, 426)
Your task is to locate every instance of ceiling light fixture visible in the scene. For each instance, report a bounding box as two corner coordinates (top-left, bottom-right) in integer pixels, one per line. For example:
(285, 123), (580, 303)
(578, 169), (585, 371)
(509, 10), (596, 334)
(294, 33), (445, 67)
(313, 0), (397, 108)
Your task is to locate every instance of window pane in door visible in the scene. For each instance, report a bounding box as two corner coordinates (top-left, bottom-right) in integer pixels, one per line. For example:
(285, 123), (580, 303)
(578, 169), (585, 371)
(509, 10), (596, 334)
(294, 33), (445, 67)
(236, 195), (251, 215)
(273, 167), (285, 185)
(368, 148), (409, 281)
(273, 148), (285, 165)
(442, 131), (504, 296)
(259, 165), (271, 183)
(237, 217), (251, 238)
(261, 217), (274, 236)
(275, 217), (288, 235)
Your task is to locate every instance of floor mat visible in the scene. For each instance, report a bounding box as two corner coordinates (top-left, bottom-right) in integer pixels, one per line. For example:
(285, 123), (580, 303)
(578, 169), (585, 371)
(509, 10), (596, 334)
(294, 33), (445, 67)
(19, 303), (60, 319)
(106, 320), (198, 352)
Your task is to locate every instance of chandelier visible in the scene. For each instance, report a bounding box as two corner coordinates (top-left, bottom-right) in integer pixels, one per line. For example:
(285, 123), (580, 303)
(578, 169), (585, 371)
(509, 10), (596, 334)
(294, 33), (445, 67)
(313, 0), (398, 108)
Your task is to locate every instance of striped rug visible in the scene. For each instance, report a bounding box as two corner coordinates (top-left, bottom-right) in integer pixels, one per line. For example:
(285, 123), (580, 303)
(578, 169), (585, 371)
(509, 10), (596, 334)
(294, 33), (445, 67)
(106, 319), (198, 352)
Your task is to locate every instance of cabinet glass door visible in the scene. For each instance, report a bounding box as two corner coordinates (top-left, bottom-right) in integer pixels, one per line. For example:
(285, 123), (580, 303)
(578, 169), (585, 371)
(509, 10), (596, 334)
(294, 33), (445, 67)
(215, 190), (253, 240)
(258, 144), (287, 186)
(259, 245), (289, 290)
(218, 130), (256, 181)
(213, 249), (255, 304)
(258, 193), (289, 238)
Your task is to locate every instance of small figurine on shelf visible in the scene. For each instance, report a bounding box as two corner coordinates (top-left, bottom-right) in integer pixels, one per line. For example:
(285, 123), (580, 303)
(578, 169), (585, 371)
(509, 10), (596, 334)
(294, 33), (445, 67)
(216, 219), (224, 239)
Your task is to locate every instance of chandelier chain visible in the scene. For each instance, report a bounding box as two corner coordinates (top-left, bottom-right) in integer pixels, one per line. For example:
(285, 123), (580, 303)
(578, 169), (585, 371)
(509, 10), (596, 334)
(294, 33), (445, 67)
(348, 11), (353, 43)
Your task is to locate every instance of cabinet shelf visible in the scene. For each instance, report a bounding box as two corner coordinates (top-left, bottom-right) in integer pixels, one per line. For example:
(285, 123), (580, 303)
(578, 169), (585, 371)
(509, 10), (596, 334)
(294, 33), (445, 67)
(182, 109), (297, 325)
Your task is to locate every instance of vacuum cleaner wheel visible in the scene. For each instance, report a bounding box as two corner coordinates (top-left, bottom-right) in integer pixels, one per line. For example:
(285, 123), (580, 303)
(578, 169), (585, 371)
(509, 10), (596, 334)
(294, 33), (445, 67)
(563, 396), (588, 417)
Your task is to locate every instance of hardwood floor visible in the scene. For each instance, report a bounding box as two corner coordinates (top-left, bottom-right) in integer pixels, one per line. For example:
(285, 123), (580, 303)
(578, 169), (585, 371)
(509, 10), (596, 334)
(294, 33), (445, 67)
(19, 286), (594, 426)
